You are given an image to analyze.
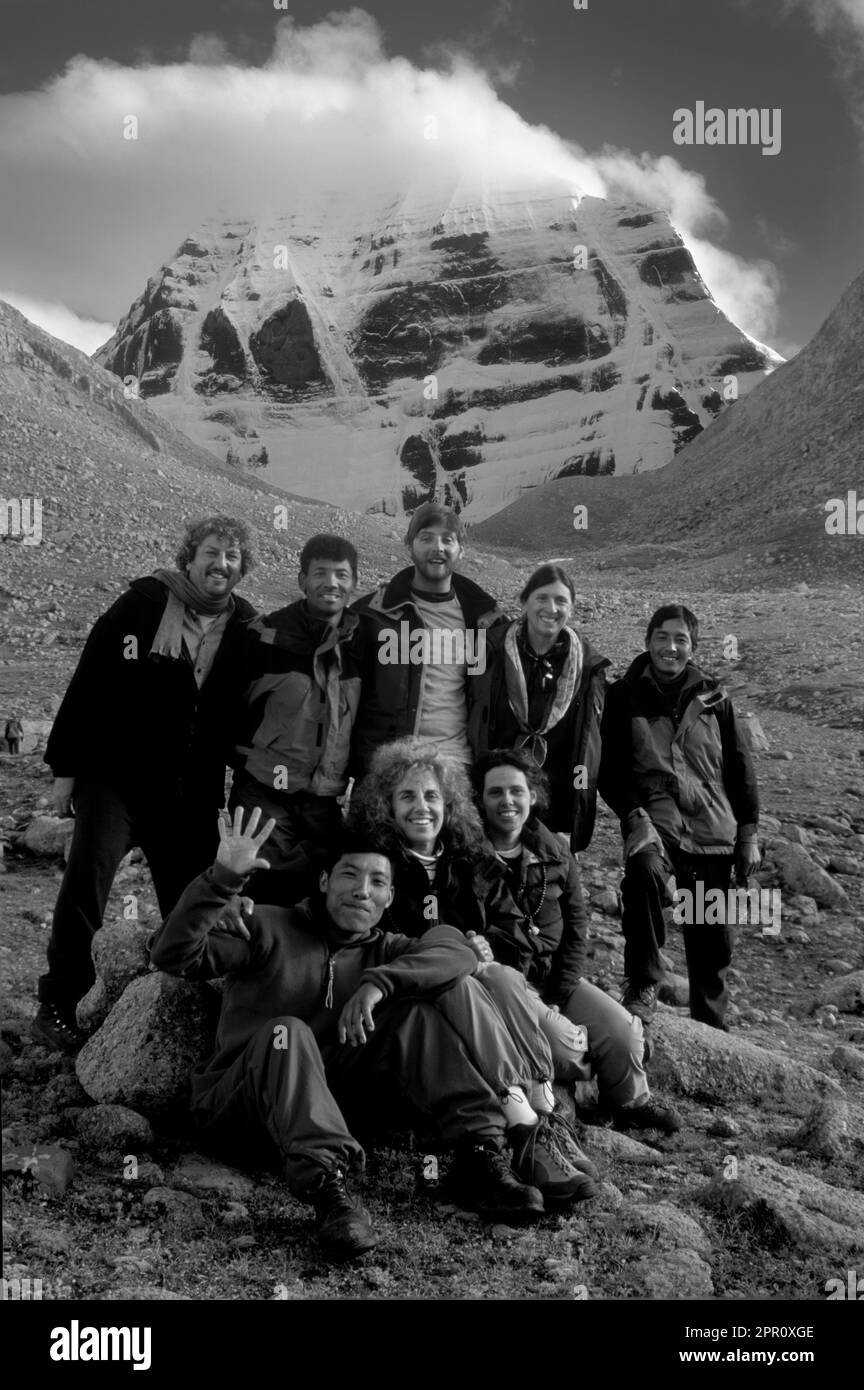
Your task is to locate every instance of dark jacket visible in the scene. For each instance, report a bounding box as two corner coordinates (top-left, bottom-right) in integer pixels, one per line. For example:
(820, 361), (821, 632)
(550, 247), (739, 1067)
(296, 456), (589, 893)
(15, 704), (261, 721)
(599, 652), (759, 855)
(466, 622), (611, 848)
(44, 577), (257, 807)
(383, 826), (587, 1004)
(233, 601), (364, 798)
(349, 567), (505, 776)
(150, 860), (478, 1107)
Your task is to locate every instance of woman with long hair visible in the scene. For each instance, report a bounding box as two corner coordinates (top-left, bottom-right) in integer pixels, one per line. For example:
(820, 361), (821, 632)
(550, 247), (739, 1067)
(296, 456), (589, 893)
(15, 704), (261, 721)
(467, 564), (609, 851)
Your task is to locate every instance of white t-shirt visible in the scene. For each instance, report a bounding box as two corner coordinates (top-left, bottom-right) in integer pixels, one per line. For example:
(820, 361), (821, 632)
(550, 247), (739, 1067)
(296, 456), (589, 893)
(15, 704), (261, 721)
(411, 590), (471, 763)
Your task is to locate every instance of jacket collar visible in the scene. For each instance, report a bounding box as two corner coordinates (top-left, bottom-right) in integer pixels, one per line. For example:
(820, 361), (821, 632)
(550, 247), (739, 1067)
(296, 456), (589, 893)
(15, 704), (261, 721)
(361, 566), (502, 625)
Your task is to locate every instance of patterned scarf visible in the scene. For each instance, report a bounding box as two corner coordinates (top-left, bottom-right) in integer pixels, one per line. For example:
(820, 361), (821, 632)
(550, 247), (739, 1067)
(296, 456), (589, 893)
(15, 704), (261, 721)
(148, 569), (234, 661)
(503, 620), (582, 767)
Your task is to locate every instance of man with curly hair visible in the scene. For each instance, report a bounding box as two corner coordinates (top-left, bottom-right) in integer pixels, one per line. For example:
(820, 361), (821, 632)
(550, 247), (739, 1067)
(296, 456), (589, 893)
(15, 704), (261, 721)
(33, 517), (258, 1054)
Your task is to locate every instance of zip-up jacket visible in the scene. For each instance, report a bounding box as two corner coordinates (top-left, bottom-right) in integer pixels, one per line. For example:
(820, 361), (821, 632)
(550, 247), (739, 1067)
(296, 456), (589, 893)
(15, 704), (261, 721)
(44, 578), (257, 806)
(150, 860), (478, 1107)
(466, 623), (611, 847)
(233, 601), (364, 797)
(599, 652), (759, 855)
(349, 567), (506, 776)
(384, 828), (588, 1003)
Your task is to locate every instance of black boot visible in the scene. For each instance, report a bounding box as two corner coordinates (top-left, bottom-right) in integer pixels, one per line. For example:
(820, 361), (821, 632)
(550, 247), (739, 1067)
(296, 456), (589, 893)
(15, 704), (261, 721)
(31, 1003), (87, 1055)
(309, 1169), (378, 1260)
(449, 1136), (544, 1224)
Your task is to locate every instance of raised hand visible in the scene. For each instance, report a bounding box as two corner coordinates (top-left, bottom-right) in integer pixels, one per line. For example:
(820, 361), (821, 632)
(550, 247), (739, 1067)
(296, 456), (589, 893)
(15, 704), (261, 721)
(216, 806), (276, 878)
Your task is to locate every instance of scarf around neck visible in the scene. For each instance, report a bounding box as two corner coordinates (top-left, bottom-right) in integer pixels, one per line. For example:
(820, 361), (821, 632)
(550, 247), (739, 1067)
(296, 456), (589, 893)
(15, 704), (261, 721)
(148, 569), (234, 662)
(503, 620), (582, 767)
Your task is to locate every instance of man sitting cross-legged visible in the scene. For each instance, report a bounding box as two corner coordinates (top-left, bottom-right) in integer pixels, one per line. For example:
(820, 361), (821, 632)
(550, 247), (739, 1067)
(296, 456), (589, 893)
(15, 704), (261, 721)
(150, 809), (550, 1260)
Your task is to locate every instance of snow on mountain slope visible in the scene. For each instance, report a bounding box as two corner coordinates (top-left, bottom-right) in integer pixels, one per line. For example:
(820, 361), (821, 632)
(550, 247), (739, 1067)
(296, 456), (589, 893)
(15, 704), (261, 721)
(94, 176), (780, 521)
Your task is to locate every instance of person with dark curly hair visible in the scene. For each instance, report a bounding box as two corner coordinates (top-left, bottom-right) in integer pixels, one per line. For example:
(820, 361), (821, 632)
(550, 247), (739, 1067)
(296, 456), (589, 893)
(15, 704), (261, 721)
(472, 749), (680, 1134)
(33, 516), (258, 1054)
(467, 564), (610, 852)
(349, 738), (601, 1204)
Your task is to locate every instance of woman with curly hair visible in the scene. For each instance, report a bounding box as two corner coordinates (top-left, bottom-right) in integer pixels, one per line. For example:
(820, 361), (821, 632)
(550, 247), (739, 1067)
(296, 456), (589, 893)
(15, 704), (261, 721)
(472, 750), (680, 1134)
(349, 738), (602, 1202)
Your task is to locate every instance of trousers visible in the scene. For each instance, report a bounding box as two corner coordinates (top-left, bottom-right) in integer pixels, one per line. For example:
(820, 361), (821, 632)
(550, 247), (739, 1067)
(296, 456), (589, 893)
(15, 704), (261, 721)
(621, 845), (735, 1027)
(193, 999), (512, 1198)
(39, 780), (218, 1011)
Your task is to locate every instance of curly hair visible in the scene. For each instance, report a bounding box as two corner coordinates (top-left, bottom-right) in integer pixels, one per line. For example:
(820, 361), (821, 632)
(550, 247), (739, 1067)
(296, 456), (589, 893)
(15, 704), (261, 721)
(471, 747), (550, 822)
(348, 738), (486, 859)
(175, 516), (254, 576)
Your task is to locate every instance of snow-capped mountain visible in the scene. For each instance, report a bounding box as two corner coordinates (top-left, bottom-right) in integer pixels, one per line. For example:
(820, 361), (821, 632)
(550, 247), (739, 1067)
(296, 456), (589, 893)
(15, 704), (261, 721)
(94, 179), (781, 521)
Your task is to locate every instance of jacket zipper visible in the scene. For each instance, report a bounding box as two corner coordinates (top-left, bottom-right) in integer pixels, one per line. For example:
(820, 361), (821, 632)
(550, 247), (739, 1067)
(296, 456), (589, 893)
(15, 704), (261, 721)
(324, 955), (335, 1008)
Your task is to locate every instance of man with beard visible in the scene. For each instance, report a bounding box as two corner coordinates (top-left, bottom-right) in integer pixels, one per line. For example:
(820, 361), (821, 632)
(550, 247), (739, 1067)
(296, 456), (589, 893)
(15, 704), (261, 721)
(32, 516), (257, 1053)
(350, 502), (504, 776)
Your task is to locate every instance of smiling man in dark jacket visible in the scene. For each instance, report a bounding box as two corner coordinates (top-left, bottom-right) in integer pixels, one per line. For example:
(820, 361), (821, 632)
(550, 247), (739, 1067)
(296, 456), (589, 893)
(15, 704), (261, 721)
(599, 604), (760, 1038)
(33, 516), (257, 1054)
(230, 534), (364, 902)
(150, 813), (547, 1258)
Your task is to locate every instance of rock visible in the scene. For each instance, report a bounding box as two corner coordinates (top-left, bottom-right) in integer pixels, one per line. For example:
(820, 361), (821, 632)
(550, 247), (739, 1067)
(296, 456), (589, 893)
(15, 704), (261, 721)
(591, 888), (619, 916)
(650, 1014), (840, 1112)
(737, 713), (769, 753)
(806, 815), (852, 836)
(619, 1201), (711, 1256)
(578, 1127), (668, 1165)
(769, 842), (849, 909)
(1, 1144), (75, 1195)
(172, 1153), (255, 1201)
(629, 1248), (714, 1299)
(698, 1153), (864, 1254)
(76, 973), (214, 1113)
(794, 896), (820, 918)
(41, 1073), (88, 1110)
(824, 959), (855, 975)
(76, 1104), (154, 1153)
(142, 1187), (206, 1228)
(129, 1160), (165, 1185)
(658, 974), (689, 1007)
(29, 1228), (73, 1254)
(811, 971), (864, 1017)
(827, 854), (864, 876)
(830, 1044), (864, 1080)
(793, 1094), (849, 1160)
(779, 823), (810, 846)
(707, 1116), (741, 1138)
(77, 922), (154, 1030)
(22, 815), (75, 859)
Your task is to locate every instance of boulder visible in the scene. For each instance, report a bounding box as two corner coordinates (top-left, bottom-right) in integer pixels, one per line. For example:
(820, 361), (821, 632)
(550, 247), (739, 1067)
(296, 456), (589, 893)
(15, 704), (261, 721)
(22, 815), (75, 859)
(830, 1043), (864, 1080)
(629, 1248), (714, 1299)
(76, 1104), (155, 1154)
(793, 1094), (849, 1160)
(142, 1187), (206, 1229)
(658, 973), (690, 1007)
(736, 712), (769, 753)
(698, 1153), (864, 1255)
(650, 1014), (840, 1112)
(171, 1153), (255, 1201)
(811, 970), (864, 1016)
(577, 1127), (668, 1165)
(618, 1201), (711, 1256)
(77, 921), (153, 1030)
(76, 973), (214, 1114)
(1, 1144), (75, 1195)
(770, 842), (849, 909)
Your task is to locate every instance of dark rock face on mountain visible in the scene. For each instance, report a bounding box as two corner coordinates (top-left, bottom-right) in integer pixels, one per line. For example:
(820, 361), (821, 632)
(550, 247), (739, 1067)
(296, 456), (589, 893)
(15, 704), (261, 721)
(93, 185), (778, 520)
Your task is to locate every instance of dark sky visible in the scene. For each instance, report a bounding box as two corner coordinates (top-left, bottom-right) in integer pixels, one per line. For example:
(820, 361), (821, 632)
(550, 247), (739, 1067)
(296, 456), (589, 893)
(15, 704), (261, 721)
(1, 0), (861, 353)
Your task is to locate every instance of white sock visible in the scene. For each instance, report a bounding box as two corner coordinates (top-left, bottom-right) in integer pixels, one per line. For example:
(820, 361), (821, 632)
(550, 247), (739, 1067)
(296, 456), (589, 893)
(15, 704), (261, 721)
(500, 1086), (539, 1129)
(529, 1080), (555, 1115)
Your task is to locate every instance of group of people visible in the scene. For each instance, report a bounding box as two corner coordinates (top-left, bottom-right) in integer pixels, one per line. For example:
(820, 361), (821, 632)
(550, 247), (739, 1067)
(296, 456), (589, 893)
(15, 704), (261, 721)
(32, 503), (760, 1259)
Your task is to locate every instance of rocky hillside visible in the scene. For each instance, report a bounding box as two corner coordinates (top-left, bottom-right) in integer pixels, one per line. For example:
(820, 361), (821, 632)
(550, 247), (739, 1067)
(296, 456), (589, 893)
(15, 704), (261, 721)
(92, 178), (780, 521)
(473, 268), (864, 582)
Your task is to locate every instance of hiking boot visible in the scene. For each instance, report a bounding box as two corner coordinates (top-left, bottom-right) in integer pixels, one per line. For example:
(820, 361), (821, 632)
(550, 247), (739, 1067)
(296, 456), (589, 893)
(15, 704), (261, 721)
(546, 1106), (600, 1180)
(31, 1004), (87, 1055)
(449, 1136), (544, 1224)
(309, 1169), (378, 1260)
(510, 1117), (598, 1208)
(611, 1097), (682, 1135)
(621, 981), (659, 1025)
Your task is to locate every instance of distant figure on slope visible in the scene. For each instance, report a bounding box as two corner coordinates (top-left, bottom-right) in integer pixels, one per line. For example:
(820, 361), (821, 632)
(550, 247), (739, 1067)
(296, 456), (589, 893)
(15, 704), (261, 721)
(599, 604), (760, 1048)
(33, 517), (257, 1054)
(5, 714), (23, 753)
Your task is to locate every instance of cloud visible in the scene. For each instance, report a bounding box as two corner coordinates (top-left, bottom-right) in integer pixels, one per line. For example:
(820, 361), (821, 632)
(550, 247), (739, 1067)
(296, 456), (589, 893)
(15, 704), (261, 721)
(0, 10), (782, 345)
(782, 0), (864, 138)
(0, 290), (114, 354)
